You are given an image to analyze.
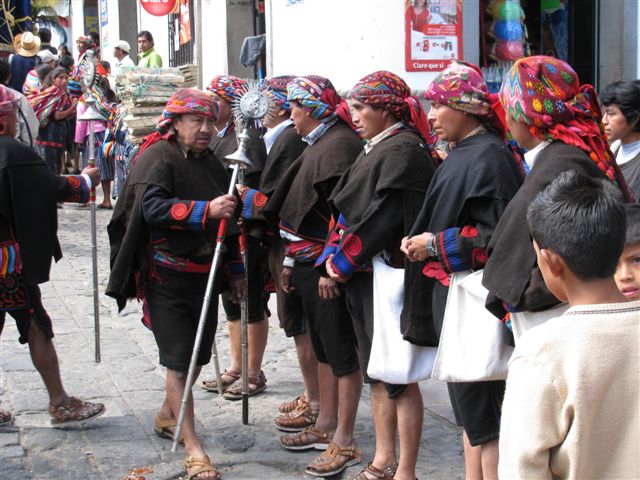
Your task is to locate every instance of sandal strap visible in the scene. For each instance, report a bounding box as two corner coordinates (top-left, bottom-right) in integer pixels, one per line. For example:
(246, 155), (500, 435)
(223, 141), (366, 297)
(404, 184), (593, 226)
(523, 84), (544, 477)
(355, 461), (397, 479)
(154, 415), (177, 429)
(184, 455), (220, 480)
(48, 397), (104, 423)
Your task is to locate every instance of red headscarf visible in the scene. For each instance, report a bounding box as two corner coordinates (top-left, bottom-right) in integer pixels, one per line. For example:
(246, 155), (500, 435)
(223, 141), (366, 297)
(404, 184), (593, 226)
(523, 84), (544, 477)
(350, 70), (433, 145)
(500, 55), (630, 197)
(134, 88), (218, 164)
(425, 61), (507, 139)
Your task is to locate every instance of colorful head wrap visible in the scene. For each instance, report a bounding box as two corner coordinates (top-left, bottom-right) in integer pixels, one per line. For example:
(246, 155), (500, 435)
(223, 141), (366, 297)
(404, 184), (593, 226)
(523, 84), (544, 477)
(134, 88), (218, 164)
(206, 75), (248, 104)
(425, 61), (506, 138)
(287, 75), (355, 129)
(500, 55), (630, 195)
(262, 75), (295, 111)
(351, 70), (432, 144)
(0, 85), (17, 116)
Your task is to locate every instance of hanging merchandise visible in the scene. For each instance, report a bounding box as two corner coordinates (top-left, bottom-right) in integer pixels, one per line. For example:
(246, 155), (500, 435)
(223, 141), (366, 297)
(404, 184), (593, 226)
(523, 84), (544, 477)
(486, 0), (528, 62)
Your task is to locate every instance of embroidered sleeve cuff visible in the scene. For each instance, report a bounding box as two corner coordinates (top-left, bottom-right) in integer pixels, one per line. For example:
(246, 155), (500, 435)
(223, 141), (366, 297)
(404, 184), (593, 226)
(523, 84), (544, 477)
(240, 188), (268, 220)
(436, 228), (471, 274)
(328, 248), (355, 280)
(314, 245), (337, 269)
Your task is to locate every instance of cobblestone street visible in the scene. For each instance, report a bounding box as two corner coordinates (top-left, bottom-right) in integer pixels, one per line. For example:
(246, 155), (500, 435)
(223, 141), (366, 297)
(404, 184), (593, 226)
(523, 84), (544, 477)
(0, 195), (464, 480)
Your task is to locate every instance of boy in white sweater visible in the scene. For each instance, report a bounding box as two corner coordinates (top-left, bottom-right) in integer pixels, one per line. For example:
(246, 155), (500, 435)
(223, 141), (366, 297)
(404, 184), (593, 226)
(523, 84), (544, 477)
(499, 171), (640, 480)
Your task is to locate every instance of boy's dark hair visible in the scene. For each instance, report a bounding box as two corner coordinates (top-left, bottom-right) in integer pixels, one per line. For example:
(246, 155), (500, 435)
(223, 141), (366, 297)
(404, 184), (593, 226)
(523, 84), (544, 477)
(0, 58), (10, 84)
(38, 28), (52, 43)
(625, 204), (640, 245)
(137, 30), (154, 44)
(600, 80), (640, 132)
(527, 170), (626, 280)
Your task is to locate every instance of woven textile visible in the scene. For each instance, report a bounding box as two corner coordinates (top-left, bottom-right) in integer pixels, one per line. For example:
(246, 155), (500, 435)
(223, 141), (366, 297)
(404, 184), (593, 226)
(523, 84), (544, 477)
(351, 70), (432, 143)
(206, 75), (247, 103)
(287, 75), (354, 128)
(426, 61), (506, 138)
(262, 75), (295, 111)
(500, 55), (628, 191)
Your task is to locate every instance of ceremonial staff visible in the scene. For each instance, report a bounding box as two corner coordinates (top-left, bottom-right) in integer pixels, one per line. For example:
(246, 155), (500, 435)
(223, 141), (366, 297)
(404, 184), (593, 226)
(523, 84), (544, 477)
(78, 51), (105, 364)
(172, 85), (273, 450)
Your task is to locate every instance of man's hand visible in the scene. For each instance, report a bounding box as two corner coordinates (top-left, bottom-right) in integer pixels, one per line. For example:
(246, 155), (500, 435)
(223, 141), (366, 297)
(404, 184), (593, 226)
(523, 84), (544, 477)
(229, 276), (247, 304)
(325, 255), (347, 283)
(404, 232), (434, 262)
(281, 266), (295, 293)
(400, 236), (411, 256)
(318, 276), (341, 300)
(207, 194), (237, 219)
(81, 166), (100, 187)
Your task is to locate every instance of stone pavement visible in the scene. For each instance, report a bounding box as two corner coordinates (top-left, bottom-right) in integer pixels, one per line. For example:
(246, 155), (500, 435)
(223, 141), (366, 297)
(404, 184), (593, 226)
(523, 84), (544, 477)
(0, 195), (464, 480)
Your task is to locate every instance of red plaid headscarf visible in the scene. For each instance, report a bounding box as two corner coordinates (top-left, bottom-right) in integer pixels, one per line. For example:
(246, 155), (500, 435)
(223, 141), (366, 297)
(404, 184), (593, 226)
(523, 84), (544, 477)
(500, 56), (630, 196)
(206, 75), (247, 103)
(425, 61), (506, 139)
(351, 70), (433, 144)
(287, 75), (356, 131)
(135, 88), (218, 163)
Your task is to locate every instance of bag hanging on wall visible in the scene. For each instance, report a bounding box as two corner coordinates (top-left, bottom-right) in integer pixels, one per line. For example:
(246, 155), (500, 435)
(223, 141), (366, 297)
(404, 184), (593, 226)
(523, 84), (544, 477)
(367, 255), (437, 384)
(431, 269), (513, 382)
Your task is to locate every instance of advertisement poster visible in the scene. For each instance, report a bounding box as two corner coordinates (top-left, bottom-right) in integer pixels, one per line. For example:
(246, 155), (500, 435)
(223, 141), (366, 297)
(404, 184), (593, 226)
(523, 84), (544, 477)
(179, 0), (192, 46)
(99, 0), (108, 48)
(405, 0), (463, 72)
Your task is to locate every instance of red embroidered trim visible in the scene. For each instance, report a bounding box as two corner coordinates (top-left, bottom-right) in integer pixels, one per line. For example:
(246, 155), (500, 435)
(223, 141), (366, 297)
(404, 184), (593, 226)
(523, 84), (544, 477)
(460, 226), (478, 238)
(170, 202), (193, 221)
(253, 192), (268, 207)
(67, 176), (81, 188)
(342, 233), (363, 257)
(471, 248), (488, 269)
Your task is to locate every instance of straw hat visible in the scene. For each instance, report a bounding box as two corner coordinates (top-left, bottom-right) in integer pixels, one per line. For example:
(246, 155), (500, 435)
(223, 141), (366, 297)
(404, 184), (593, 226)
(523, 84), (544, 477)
(14, 32), (41, 57)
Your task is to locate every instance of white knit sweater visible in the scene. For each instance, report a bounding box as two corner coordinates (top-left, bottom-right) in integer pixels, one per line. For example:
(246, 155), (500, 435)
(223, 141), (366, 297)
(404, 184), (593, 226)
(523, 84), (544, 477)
(499, 300), (640, 480)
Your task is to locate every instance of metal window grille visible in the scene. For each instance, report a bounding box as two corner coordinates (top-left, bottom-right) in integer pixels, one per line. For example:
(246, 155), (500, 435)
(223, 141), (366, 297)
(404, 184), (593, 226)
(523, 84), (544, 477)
(168, 0), (195, 67)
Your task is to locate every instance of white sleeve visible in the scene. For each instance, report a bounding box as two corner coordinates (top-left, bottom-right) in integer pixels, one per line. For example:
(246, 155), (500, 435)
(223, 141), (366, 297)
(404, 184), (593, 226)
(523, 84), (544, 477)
(499, 354), (565, 480)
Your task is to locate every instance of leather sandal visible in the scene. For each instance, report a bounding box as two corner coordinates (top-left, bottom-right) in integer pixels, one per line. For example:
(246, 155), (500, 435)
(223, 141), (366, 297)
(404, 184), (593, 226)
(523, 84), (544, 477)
(274, 399), (319, 432)
(153, 414), (183, 445)
(305, 441), (361, 477)
(222, 371), (267, 400)
(48, 397), (105, 427)
(278, 393), (305, 413)
(353, 461), (398, 479)
(201, 370), (240, 393)
(280, 426), (333, 451)
(184, 454), (221, 480)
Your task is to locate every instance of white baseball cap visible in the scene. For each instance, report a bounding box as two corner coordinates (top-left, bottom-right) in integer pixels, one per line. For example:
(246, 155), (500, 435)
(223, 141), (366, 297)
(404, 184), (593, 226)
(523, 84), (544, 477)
(37, 49), (59, 63)
(114, 40), (131, 53)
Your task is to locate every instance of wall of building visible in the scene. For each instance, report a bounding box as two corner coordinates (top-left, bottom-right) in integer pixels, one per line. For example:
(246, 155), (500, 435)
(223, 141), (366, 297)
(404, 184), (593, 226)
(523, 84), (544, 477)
(201, 1), (229, 85)
(265, 0), (480, 92)
(599, 0), (638, 89)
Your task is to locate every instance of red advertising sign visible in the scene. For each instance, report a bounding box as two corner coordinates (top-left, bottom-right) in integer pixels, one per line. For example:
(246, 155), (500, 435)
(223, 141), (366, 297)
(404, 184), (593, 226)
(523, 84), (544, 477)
(179, 0), (192, 45)
(405, 0), (463, 72)
(140, 0), (179, 16)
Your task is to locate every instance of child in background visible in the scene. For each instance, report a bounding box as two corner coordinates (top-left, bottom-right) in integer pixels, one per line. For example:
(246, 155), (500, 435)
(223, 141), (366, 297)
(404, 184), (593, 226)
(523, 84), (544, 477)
(499, 170), (639, 480)
(615, 203), (640, 300)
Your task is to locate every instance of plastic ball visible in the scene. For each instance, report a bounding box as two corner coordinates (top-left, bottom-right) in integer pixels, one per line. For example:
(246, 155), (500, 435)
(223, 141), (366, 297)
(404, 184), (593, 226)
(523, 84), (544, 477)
(492, 20), (523, 41)
(490, 0), (522, 21)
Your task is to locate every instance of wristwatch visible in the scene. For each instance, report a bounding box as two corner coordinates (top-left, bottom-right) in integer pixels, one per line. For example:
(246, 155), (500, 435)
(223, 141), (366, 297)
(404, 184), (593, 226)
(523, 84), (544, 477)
(426, 236), (438, 258)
